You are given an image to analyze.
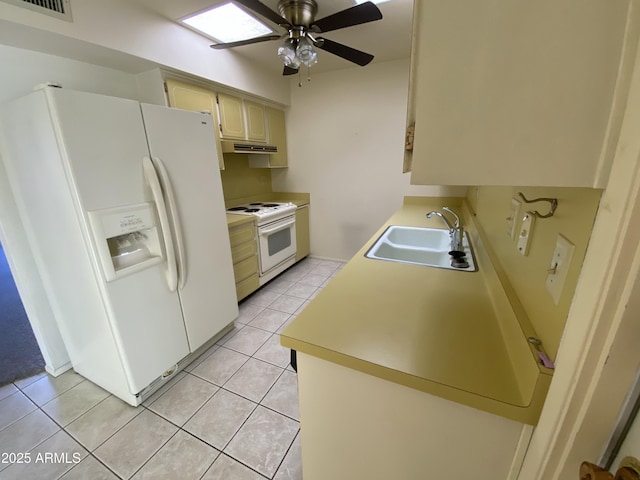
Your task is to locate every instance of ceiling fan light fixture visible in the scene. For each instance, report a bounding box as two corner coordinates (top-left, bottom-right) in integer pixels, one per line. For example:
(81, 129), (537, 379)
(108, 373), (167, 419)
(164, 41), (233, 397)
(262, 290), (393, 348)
(277, 39), (301, 68)
(296, 36), (318, 65)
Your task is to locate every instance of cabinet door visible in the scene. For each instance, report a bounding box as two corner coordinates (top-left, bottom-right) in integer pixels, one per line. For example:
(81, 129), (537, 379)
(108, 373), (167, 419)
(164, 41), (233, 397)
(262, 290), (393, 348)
(164, 78), (225, 169)
(245, 100), (267, 142)
(408, 0), (630, 187)
(295, 205), (310, 261)
(266, 107), (288, 167)
(218, 93), (246, 139)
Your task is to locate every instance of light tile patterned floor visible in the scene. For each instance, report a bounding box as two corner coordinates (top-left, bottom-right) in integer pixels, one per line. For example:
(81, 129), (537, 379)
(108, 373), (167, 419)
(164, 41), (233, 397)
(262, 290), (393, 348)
(0, 257), (344, 480)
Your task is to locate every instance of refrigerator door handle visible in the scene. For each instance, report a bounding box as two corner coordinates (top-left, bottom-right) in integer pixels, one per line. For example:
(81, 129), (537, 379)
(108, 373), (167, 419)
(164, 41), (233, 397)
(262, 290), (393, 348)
(150, 156), (187, 290)
(142, 156), (178, 292)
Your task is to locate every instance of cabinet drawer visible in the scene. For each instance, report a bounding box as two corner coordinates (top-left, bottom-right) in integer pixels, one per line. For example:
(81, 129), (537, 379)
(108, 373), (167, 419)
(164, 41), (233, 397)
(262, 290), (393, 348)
(231, 239), (257, 264)
(236, 273), (260, 301)
(233, 255), (258, 283)
(229, 223), (255, 246)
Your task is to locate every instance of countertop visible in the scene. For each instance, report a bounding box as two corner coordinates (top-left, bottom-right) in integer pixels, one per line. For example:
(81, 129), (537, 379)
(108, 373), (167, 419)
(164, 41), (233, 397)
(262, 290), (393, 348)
(280, 197), (552, 425)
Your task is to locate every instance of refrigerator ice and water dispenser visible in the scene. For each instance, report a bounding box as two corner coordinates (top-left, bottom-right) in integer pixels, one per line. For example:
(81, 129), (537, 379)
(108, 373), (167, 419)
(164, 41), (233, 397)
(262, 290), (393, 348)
(89, 203), (164, 281)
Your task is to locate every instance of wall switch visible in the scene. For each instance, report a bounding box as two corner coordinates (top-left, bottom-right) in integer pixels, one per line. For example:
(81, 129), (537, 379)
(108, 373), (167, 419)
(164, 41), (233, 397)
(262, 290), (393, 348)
(506, 197), (522, 239)
(546, 234), (575, 305)
(517, 211), (536, 256)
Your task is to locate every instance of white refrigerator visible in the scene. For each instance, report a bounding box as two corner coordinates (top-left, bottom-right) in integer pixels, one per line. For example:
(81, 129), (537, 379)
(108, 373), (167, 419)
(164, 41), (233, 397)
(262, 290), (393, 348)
(0, 86), (238, 405)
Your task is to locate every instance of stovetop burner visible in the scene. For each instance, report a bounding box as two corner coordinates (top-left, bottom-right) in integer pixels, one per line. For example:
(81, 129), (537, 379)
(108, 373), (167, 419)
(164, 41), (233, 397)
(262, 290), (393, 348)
(226, 201), (297, 225)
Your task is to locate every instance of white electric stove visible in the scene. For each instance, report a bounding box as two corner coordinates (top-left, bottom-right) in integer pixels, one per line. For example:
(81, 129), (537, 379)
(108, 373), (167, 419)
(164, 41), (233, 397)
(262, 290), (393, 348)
(227, 202), (298, 284)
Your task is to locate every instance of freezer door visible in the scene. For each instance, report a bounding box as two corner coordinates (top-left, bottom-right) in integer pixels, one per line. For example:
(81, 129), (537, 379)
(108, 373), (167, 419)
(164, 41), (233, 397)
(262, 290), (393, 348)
(140, 104), (239, 351)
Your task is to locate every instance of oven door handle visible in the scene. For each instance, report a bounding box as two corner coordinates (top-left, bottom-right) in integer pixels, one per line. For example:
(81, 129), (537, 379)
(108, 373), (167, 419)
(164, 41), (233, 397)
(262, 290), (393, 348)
(259, 218), (296, 236)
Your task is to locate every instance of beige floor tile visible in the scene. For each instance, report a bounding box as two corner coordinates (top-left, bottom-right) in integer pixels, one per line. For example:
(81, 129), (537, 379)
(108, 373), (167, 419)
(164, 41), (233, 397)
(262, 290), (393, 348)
(201, 454), (264, 480)
(261, 370), (300, 421)
(41, 380), (110, 426)
(0, 383), (18, 402)
(191, 347), (249, 386)
(65, 395), (141, 451)
(262, 295), (305, 315)
(183, 345), (220, 373)
(225, 406), (299, 478)
(253, 334), (291, 368)
(223, 358), (283, 403)
(0, 410), (59, 469)
(0, 390), (36, 431)
(147, 374), (218, 426)
(222, 326), (272, 356)
(214, 323), (244, 346)
(141, 371), (187, 405)
(12, 371), (47, 390)
(21, 370), (85, 406)
(297, 273), (329, 287)
(244, 289), (282, 308)
(247, 308), (290, 332)
(262, 277), (296, 294)
(131, 430), (219, 480)
(93, 409), (177, 479)
(274, 432), (303, 480)
(237, 302), (266, 324)
(309, 264), (339, 277)
(183, 389), (256, 450)
(59, 455), (119, 479)
(284, 282), (318, 299)
(0, 430), (88, 480)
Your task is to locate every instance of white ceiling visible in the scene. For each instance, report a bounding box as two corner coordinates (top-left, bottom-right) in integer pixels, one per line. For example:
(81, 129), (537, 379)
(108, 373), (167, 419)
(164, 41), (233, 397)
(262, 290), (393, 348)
(129, 0), (415, 76)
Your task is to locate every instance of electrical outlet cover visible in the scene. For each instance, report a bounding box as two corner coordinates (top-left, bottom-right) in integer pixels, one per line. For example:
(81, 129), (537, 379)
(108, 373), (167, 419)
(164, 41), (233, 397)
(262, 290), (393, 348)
(546, 234), (575, 305)
(507, 197), (522, 239)
(517, 212), (536, 256)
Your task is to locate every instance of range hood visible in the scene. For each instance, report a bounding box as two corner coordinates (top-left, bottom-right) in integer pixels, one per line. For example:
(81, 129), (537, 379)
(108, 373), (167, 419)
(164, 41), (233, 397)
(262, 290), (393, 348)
(221, 140), (278, 154)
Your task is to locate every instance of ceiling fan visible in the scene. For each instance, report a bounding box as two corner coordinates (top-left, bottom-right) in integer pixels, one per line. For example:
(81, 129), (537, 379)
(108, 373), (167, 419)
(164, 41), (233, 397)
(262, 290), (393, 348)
(210, 0), (383, 76)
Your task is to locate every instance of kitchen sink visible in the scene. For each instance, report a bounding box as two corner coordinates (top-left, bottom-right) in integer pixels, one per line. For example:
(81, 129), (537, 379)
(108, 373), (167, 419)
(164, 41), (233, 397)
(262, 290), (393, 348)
(365, 225), (477, 271)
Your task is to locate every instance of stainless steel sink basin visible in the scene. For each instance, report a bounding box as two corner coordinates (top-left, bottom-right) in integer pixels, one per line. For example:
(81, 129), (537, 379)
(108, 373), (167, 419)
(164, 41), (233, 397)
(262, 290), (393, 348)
(365, 225), (477, 271)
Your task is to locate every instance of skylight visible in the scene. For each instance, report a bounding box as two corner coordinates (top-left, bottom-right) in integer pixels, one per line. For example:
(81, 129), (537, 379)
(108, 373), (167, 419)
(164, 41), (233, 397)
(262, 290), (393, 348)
(181, 2), (273, 44)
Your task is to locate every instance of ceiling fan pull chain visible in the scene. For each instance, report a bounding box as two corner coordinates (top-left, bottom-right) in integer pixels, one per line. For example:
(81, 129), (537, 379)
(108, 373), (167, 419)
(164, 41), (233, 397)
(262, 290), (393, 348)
(307, 63), (312, 83)
(298, 70), (302, 88)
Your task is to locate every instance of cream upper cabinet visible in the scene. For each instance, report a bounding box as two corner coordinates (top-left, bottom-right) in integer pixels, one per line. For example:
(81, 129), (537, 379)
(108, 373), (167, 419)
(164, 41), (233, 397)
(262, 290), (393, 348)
(217, 93), (246, 140)
(266, 107), (288, 167)
(406, 0), (632, 187)
(164, 78), (225, 170)
(244, 100), (267, 142)
(248, 106), (289, 168)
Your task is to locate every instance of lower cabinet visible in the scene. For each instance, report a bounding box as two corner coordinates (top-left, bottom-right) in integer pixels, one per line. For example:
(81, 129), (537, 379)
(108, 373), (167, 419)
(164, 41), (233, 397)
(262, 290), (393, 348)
(228, 220), (259, 301)
(296, 353), (533, 480)
(296, 205), (310, 261)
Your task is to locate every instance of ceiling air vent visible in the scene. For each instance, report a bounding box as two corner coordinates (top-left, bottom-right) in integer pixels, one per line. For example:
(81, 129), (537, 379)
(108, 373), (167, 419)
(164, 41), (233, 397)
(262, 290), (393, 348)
(1, 0), (72, 21)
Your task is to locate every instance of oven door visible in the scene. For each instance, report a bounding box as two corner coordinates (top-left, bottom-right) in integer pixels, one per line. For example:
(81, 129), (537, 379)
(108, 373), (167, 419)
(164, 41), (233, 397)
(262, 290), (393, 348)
(257, 215), (297, 275)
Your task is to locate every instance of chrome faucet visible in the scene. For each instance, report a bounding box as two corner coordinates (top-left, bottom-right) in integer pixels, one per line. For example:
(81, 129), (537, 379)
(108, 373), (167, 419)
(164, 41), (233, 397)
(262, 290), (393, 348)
(426, 207), (464, 252)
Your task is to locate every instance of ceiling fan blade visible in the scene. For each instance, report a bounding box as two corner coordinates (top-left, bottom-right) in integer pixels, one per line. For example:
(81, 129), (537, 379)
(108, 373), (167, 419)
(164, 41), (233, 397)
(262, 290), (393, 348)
(311, 1), (382, 33)
(236, 0), (291, 27)
(283, 65), (299, 76)
(210, 34), (282, 49)
(315, 38), (374, 66)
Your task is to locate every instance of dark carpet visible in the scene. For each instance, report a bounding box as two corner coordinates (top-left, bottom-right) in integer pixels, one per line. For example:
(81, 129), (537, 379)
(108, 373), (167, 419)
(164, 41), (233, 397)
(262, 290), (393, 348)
(0, 243), (45, 386)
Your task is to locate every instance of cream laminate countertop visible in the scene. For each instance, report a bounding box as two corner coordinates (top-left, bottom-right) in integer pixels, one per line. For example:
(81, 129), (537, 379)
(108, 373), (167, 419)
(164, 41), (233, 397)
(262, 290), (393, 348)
(280, 197), (552, 425)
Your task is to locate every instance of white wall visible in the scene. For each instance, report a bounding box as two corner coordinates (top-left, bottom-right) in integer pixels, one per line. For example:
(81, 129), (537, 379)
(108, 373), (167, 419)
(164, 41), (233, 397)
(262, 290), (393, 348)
(0, 44), (147, 373)
(272, 59), (465, 261)
(0, 0), (289, 104)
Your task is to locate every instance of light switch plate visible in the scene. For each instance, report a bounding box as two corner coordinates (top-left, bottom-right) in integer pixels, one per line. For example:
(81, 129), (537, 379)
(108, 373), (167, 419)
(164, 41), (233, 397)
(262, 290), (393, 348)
(517, 211), (536, 256)
(546, 234), (575, 305)
(507, 197), (522, 239)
